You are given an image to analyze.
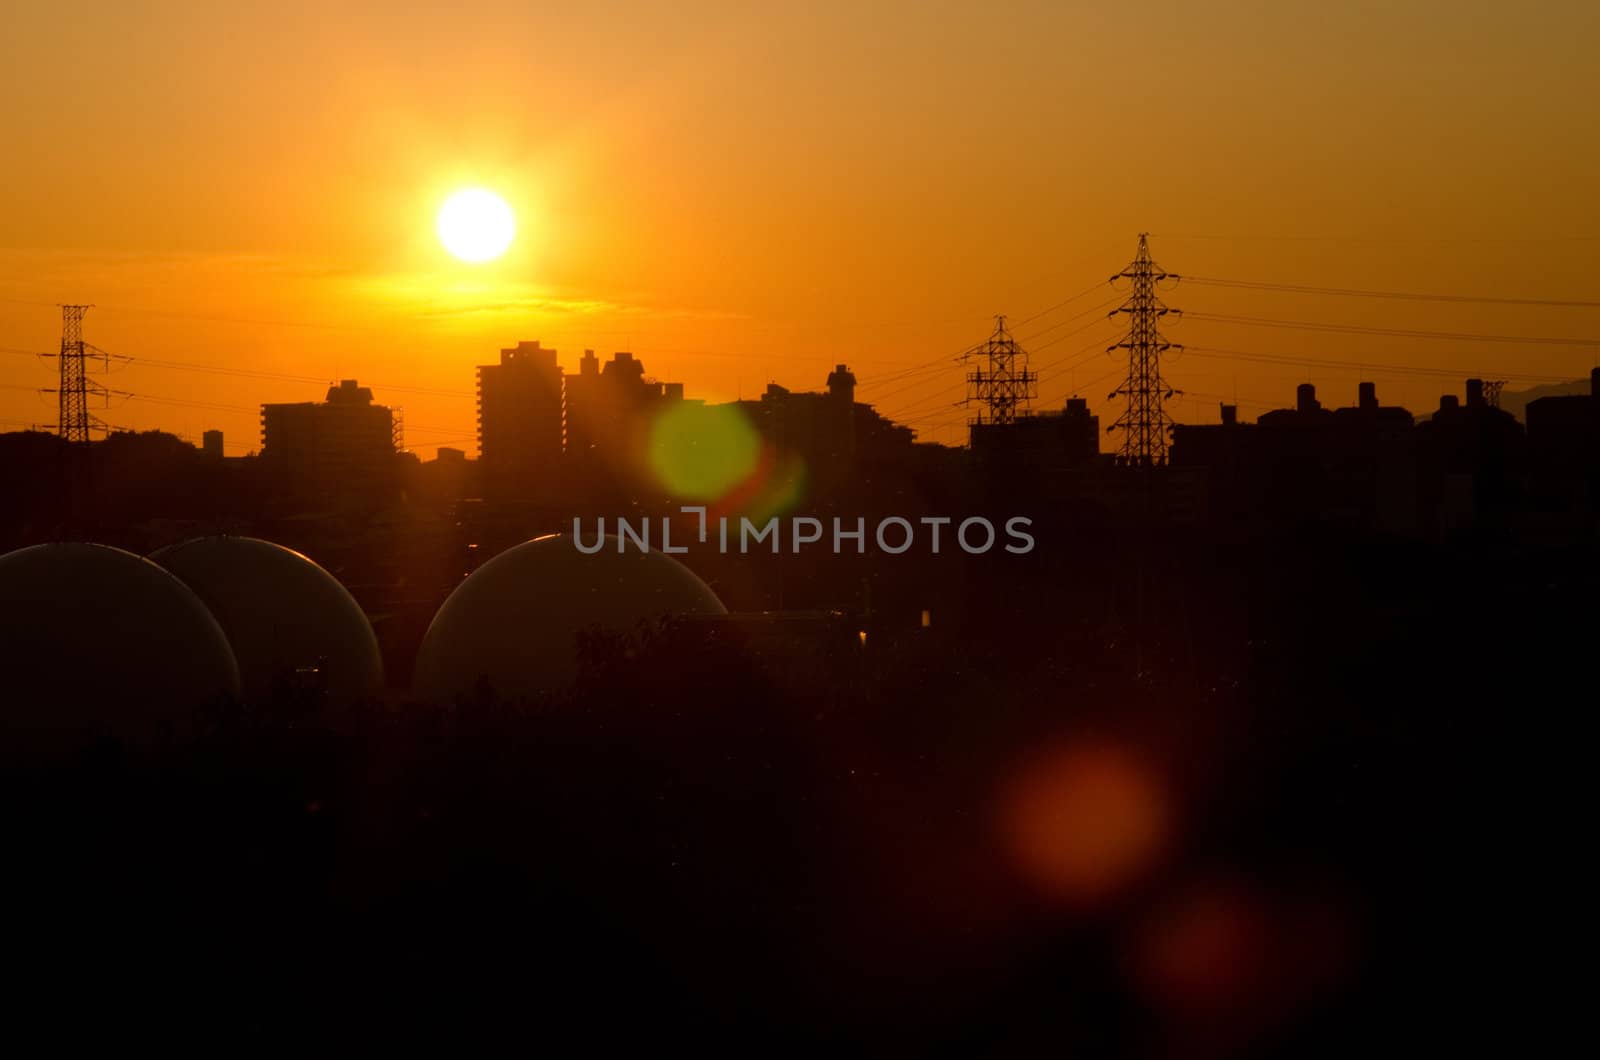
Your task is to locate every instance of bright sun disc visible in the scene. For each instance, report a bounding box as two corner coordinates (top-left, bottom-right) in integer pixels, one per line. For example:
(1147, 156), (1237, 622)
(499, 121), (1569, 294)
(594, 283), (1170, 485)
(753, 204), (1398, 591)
(437, 188), (515, 263)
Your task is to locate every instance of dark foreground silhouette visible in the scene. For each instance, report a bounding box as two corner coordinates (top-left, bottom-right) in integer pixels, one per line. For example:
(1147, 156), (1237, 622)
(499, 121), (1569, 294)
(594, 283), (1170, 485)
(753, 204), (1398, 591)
(3, 527), (1586, 1053)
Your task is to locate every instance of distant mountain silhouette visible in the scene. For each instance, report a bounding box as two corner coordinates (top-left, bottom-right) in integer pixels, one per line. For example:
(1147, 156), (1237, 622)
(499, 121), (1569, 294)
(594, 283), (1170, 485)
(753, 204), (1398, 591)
(1501, 378), (1595, 423)
(1414, 378), (1594, 424)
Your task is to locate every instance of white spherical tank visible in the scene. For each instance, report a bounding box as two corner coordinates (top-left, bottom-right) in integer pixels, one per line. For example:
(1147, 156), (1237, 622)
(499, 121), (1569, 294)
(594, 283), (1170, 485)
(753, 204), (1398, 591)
(149, 536), (385, 703)
(0, 542), (240, 745)
(414, 534), (726, 701)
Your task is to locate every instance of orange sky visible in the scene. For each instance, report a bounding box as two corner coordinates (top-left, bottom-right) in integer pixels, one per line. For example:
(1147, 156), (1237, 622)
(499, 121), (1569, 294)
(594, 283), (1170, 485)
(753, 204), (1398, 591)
(3, 1), (1598, 454)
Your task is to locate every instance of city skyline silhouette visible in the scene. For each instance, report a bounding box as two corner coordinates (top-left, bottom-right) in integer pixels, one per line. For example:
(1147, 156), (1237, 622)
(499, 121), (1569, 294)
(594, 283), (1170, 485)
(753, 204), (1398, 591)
(4, 244), (1596, 458)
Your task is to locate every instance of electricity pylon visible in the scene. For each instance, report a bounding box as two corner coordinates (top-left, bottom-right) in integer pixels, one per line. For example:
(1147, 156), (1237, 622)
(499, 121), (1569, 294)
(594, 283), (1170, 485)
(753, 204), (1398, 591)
(46, 304), (107, 442)
(1106, 234), (1182, 466)
(964, 315), (1037, 425)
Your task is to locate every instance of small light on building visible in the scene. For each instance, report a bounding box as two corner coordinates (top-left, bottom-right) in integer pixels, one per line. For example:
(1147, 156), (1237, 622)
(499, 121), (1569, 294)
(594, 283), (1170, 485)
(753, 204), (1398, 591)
(857, 630), (868, 647)
(920, 609), (931, 628)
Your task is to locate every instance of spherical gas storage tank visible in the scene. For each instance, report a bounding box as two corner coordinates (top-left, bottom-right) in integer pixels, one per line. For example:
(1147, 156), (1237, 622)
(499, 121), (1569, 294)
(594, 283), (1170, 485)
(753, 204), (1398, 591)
(149, 536), (384, 703)
(413, 534), (726, 701)
(0, 542), (240, 747)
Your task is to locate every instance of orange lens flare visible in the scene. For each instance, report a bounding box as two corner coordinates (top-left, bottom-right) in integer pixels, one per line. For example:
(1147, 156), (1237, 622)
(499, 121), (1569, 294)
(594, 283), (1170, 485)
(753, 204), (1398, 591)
(998, 741), (1171, 904)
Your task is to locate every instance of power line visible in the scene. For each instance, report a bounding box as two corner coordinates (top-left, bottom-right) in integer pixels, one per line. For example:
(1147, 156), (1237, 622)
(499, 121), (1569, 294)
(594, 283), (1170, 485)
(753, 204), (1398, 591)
(1149, 232), (1600, 245)
(853, 304), (1116, 426)
(1015, 295), (1125, 345)
(1182, 344), (1569, 383)
(121, 392), (255, 415)
(1036, 364), (1126, 410)
(857, 271), (1118, 398)
(877, 387), (968, 422)
(1012, 280), (1111, 327)
(856, 354), (961, 391)
(1184, 275), (1600, 309)
(876, 383), (967, 422)
(8, 338), (468, 398)
(858, 366), (964, 409)
(1032, 327), (1126, 382)
(854, 271), (1119, 396)
(116, 389), (471, 434)
(107, 350), (476, 397)
(1186, 311), (1600, 347)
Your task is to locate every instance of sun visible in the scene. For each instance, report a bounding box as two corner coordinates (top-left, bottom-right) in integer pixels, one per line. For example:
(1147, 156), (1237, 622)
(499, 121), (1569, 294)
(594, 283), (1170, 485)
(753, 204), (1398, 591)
(437, 188), (516, 263)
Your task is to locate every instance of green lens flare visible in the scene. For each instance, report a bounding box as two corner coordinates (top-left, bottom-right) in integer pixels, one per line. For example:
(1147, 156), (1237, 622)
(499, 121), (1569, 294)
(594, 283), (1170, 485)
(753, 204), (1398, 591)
(647, 402), (762, 500)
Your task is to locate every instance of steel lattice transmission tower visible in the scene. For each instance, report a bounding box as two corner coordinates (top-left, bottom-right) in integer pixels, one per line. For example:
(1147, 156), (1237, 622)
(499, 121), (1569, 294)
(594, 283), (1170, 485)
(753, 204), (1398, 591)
(964, 315), (1037, 425)
(52, 304), (105, 443)
(1106, 234), (1182, 466)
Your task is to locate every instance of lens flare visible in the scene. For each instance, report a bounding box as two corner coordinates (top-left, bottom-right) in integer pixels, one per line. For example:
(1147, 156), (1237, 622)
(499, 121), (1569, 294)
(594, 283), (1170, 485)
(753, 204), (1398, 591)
(1127, 875), (1358, 1050)
(999, 741), (1170, 904)
(647, 402), (762, 500)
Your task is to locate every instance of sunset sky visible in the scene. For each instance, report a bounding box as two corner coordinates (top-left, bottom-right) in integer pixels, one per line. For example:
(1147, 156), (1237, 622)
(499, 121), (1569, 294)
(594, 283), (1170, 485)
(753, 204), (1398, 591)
(3, 1), (1598, 454)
